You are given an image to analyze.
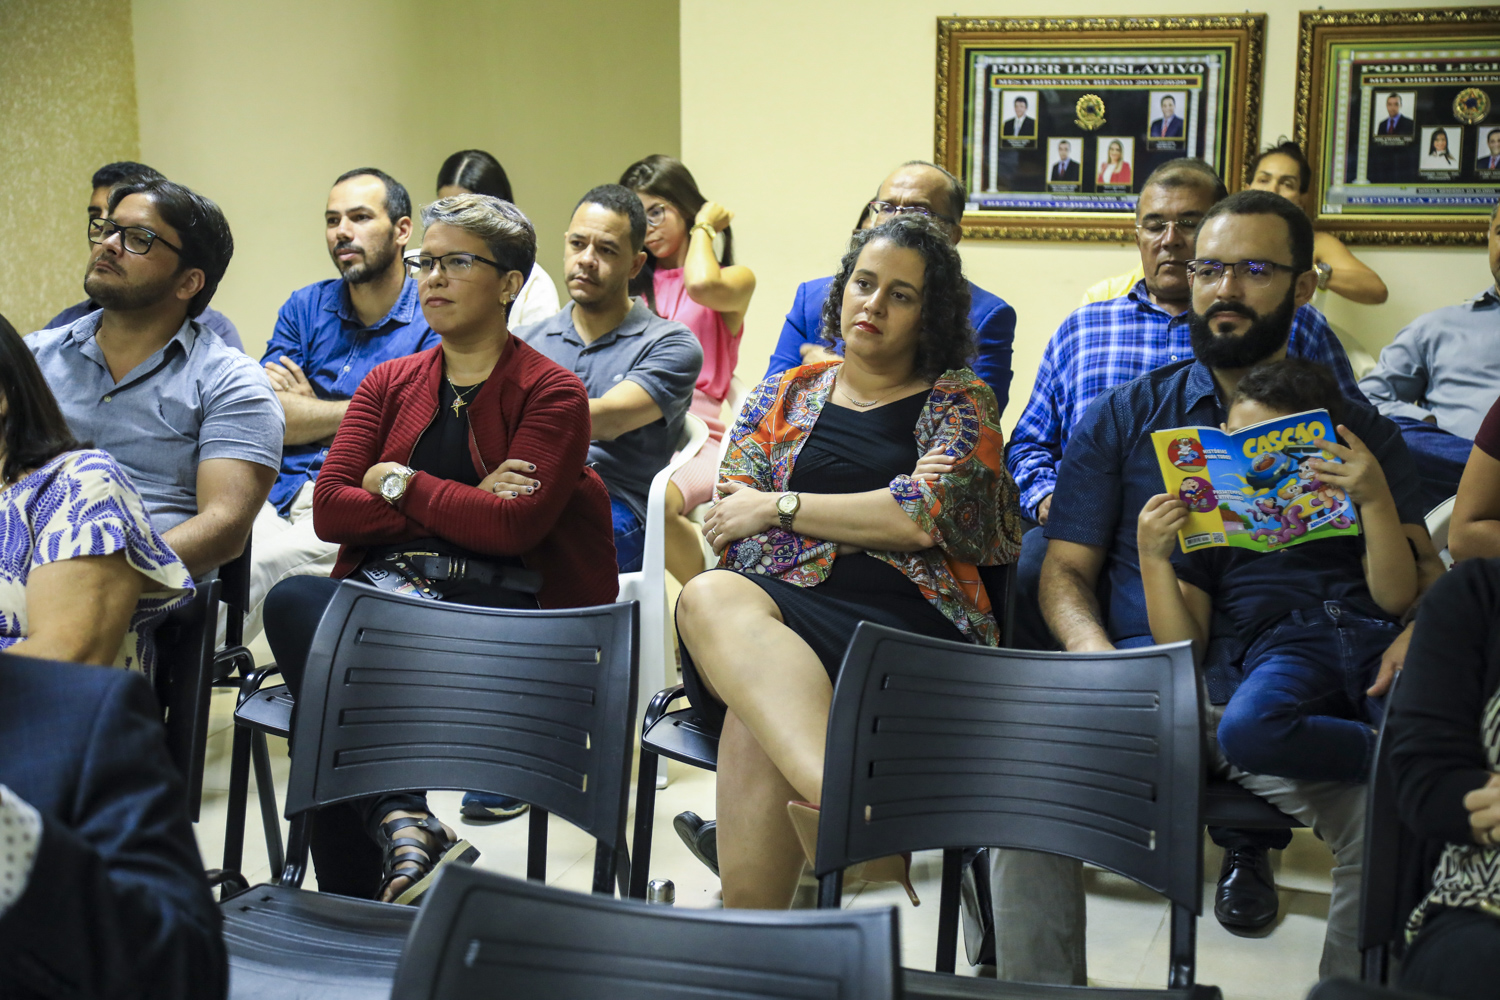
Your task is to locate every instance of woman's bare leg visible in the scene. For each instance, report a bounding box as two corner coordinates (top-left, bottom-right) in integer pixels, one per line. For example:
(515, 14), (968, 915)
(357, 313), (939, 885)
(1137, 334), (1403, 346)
(716, 710), (806, 908)
(678, 572), (833, 804)
(678, 571), (834, 908)
(664, 480), (708, 585)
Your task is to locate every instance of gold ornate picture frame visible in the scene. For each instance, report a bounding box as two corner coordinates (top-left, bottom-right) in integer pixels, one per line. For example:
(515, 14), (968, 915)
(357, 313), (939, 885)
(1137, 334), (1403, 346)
(1295, 6), (1500, 246)
(936, 15), (1265, 241)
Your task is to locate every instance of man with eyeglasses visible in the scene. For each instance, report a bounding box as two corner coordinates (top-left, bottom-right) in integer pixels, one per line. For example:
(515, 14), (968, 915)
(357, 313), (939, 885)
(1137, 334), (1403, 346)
(26, 177), (282, 581)
(44, 161), (245, 353)
(764, 161), (1017, 416)
(1003, 158), (1363, 940)
(993, 190), (1445, 987)
(242, 168), (439, 642)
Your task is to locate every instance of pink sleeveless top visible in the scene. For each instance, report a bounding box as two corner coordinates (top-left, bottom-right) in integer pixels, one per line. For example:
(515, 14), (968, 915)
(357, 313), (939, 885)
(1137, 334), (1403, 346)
(652, 265), (738, 404)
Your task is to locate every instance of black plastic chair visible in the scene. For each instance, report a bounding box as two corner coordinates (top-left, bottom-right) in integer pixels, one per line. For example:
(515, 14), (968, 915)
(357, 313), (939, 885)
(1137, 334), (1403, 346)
(627, 562), (1018, 900)
(150, 576), (223, 821)
(1357, 678), (1406, 985)
(392, 865), (899, 1000)
(219, 582), (639, 997)
(814, 623), (1216, 997)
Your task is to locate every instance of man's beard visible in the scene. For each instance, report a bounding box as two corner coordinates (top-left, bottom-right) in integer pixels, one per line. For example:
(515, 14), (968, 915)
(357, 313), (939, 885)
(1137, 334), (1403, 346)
(335, 237), (398, 285)
(1188, 285), (1298, 370)
(84, 262), (180, 311)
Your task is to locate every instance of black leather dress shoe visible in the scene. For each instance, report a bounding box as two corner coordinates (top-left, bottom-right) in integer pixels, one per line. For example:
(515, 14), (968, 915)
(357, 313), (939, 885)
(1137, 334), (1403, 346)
(1214, 846), (1279, 933)
(673, 811), (719, 877)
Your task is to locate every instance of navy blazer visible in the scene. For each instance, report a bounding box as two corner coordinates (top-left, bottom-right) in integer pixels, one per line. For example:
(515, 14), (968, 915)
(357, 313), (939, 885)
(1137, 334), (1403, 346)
(0, 656), (226, 1000)
(765, 275), (1017, 418)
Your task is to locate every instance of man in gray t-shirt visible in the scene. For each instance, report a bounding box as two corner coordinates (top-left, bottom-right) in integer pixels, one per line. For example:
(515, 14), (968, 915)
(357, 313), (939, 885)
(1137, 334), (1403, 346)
(27, 178), (282, 581)
(515, 184), (701, 574)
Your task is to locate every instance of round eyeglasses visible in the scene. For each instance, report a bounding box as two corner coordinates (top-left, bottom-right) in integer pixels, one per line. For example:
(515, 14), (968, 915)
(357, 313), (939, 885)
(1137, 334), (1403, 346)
(406, 252), (504, 280)
(88, 218), (182, 256)
(645, 204), (671, 229)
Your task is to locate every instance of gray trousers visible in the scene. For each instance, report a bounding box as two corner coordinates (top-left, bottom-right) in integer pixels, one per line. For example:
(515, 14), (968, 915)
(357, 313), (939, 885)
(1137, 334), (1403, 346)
(989, 704), (1366, 985)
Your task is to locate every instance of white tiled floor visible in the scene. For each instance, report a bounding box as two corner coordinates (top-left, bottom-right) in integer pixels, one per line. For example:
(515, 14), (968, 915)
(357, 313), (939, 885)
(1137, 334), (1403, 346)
(195, 674), (1334, 1000)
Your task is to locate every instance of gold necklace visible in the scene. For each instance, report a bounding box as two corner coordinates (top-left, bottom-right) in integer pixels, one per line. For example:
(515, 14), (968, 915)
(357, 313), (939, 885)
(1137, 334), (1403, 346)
(446, 376), (481, 418)
(837, 372), (916, 408)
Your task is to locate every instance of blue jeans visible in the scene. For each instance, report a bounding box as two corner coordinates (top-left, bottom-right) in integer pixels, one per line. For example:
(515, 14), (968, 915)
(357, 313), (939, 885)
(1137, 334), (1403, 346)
(1392, 415), (1472, 514)
(1218, 602), (1398, 784)
(612, 496), (644, 574)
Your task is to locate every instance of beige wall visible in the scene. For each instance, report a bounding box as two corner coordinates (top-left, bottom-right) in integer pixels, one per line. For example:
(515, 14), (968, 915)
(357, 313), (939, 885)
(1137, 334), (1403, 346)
(0, 0), (140, 334)
(680, 1), (1490, 435)
(131, 0), (680, 360)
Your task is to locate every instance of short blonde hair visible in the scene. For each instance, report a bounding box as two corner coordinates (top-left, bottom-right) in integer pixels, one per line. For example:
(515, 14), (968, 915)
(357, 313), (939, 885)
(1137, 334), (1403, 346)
(421, 193), (536, 277)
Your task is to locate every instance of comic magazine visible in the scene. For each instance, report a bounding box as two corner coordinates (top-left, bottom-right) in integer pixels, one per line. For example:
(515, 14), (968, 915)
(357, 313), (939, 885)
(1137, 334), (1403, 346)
(1150, 408), (1360, 553)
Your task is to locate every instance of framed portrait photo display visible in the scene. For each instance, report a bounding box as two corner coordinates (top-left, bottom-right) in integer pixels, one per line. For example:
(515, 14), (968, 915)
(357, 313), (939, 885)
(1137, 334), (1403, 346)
(1295, 6), (1500, 245)
(936, 15), (1266, 241)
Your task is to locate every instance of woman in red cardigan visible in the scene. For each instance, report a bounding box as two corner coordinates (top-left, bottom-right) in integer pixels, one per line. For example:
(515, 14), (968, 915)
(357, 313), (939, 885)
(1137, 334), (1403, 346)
(263, 194), (616, 903)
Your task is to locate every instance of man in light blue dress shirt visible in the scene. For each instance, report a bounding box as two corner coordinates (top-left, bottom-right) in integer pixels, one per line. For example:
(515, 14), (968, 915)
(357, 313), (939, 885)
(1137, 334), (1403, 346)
(27, 178), (282, 581)
(1360, 203), (1500, 511)
(44, 160), (245, 353)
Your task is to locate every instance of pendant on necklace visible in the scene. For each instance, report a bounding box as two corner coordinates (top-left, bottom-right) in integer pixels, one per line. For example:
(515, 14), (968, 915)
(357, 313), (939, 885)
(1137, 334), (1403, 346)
(451, 399), (467, 418)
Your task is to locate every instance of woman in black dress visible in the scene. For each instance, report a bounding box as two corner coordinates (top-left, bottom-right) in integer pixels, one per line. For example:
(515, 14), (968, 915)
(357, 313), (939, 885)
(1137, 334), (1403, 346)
(675, 216), (1022, 909)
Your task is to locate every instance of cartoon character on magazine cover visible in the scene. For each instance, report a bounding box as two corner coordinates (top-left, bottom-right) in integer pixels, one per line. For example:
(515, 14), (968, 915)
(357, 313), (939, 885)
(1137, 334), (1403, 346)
(1168, 436), (1206, 471)
(1178, 475), (1216, 512)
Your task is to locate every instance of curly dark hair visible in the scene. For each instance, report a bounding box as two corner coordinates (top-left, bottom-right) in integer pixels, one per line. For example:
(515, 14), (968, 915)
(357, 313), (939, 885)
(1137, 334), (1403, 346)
(818, 216), (974, 381)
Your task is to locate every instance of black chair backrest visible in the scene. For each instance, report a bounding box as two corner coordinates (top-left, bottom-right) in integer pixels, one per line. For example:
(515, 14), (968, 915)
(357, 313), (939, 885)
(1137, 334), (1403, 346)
(975, 561), (1018, 648)
(817, 624), (1203, 912)
(218, 540), (253, 649)
(152, 577), (222, 820)
(286, 583), (638, 851)
(392, 865), (900, 1000)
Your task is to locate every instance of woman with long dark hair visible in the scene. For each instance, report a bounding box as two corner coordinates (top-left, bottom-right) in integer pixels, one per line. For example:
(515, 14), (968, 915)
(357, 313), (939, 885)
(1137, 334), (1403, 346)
(435, 149), (560, 327)
(674, 217), (1022, 908)
(0, 313), (192, 670)
(620, 154), (756, 585)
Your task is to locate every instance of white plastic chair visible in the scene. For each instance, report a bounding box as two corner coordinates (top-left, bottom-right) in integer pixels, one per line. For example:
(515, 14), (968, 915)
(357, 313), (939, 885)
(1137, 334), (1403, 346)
(1425, 495), (1456, 569)
(618, 413), (712, 732)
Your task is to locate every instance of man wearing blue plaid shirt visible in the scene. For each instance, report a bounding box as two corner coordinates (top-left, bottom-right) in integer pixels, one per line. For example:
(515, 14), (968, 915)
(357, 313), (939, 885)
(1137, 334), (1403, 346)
(996, 160), (1365, 962)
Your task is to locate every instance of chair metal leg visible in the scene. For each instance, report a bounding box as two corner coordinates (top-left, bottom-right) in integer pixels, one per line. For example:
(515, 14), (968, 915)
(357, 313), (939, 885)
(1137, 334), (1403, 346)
(1167, 902), (1197, 989)
(628, 748), (660, 899)
(615, 845), (631, 898)
(592, 840), (619, 895)
(527, 807), (549, 882)
(222, 721), (252, 873)
(250, 730), (285, 876)
(817, 869), (843, 909)
(936, 848), (964, 973)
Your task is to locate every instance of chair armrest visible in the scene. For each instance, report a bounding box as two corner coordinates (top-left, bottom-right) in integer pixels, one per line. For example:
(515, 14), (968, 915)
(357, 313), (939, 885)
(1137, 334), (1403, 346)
(643, 684), (688, 731)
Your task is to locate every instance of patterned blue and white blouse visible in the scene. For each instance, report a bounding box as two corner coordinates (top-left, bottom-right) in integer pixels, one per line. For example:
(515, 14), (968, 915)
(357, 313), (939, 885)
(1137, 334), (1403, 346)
(0, 450), (194, 672)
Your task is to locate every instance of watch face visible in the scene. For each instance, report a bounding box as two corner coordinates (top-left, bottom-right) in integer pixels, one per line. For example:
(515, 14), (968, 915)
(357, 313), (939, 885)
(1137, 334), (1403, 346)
(381, 475), (402, 499)
(777, 494), (797, 514)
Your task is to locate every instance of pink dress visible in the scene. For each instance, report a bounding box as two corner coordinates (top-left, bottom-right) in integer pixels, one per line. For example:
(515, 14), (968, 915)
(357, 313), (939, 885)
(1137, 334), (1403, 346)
(653, 265), (740, 510)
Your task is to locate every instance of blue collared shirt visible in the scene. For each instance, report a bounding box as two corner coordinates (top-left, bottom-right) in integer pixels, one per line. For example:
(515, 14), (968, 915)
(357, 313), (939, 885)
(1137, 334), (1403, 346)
(45, 298), (245, 353)
(1359, 286), (1500, 441)
(1045, 358), (1424, 659)
(1006, 281), (1364, 519)
(26, 313), (284, 533)
(261, 277), (440, 513)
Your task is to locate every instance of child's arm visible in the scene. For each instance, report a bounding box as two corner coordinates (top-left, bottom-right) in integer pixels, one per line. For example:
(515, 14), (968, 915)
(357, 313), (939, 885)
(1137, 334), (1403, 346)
(1137, 494), (1213, 648)
(1310, 424), (1419, 616)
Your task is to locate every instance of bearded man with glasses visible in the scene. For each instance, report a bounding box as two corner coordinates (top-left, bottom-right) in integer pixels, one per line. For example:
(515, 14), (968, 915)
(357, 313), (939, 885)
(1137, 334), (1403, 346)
(240, 168), (440, 643)
(1001, 160), (1365, 952)
(764, 161), (1017, 417)
(25, 177), (282, 582)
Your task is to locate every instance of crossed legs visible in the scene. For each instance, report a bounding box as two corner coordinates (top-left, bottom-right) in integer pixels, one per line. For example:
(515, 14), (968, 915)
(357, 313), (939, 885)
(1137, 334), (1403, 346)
(676, 570), (832, 908)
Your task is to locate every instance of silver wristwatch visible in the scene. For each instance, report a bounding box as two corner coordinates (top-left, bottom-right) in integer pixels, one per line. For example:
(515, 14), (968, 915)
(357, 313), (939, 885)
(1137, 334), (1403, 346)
(379, 465), (416, 505)
(1315, 261), (1332, 290)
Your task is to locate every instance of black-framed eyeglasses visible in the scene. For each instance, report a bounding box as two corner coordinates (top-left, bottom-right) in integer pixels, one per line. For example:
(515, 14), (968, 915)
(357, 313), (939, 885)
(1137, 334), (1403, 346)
(88, 218), (181, 257)
(867, 200), (957, 225)
(1135, 217), (1202, 238)
(1186, 259), (1300, 285)
(645, 204), (671, 229)
(406, 252), (504, 280)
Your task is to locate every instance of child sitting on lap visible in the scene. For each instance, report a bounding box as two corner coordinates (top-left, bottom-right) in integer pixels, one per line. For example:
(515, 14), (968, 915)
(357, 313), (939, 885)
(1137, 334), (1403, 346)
(1137, 358), (1418, 783)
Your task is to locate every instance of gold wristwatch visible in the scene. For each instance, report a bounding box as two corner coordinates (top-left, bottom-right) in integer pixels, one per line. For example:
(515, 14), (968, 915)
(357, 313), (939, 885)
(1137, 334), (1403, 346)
(776, 492), (801, 531)
(379, 465), (416, 505)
